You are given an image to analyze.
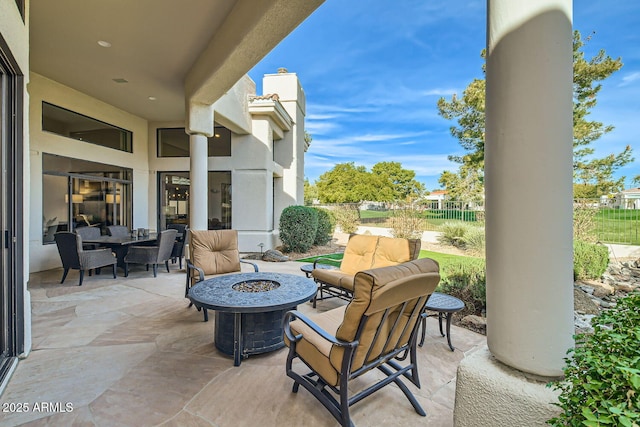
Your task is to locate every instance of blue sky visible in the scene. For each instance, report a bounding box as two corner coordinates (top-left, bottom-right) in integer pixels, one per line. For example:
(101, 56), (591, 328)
(249, 1), (640, 191)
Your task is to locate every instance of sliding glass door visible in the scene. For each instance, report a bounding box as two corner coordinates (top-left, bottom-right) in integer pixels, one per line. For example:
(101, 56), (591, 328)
(0, 36), (24, 384)
(158, 171), (231, 231)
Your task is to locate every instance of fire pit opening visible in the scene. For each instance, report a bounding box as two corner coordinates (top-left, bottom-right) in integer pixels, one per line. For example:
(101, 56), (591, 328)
(232, 279), (281, 293)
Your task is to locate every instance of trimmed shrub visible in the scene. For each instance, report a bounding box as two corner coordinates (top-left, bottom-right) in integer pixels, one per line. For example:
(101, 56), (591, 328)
(333, 205), (360, 234)
(461, 226), (485, 257)
(547, 292), (640, 426)
(389, 206), (425, 239)
(573, 201), (598, 243)
(313, 207), (335, 246)
(437, 258), (486, 316)
(573, 240), (609, 280)
(438, 221), (475, 248)
(279, 205), (318, 253)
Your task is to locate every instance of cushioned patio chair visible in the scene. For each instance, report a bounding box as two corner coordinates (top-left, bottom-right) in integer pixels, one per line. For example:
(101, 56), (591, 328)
(284, 257), (440, 427)
(311, 234), (421, 307)
(185, 229), (258, 321)
(123, 229), (177, 277)
(54, 232), (117, 286)
(107, 225), (129, 237)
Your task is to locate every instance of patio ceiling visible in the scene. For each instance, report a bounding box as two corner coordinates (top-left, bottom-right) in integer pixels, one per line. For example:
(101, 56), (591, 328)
(29, 0), (323, 122)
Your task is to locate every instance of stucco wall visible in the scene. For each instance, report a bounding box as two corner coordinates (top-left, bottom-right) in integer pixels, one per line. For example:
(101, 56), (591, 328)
(28, 73), (149, 272)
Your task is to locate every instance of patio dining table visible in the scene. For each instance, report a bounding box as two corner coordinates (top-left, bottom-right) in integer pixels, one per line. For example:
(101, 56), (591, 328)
(82, 233), (158, 269)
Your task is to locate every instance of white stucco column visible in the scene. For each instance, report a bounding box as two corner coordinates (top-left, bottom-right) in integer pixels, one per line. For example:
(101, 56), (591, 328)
(485, 0), (574, 377)
(187, 102), (214, 231)
(189, 133), (209, 230)
(454, 1), (573, 425)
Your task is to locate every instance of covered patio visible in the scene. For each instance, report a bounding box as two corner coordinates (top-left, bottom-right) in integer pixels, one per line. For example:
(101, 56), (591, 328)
(0, 262), (485, 426)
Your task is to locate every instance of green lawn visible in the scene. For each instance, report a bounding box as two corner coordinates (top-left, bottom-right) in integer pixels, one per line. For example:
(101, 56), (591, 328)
(359, 208), (640, 244)
(594, 208), (640, 245)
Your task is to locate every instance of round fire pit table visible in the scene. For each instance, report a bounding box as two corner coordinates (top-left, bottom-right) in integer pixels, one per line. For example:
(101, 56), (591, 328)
(188, 272), (317, 366)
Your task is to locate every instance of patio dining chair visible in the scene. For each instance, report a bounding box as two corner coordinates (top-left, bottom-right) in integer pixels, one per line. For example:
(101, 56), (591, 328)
(107, 225), (130, 237)
(54, 232), (117, 286)
(167, 223), (188, 269)
(123, 229), (177, 277)
(185, 229), (258, 321)
(283, 257), (440, 427)
(75, 225), (101, 250)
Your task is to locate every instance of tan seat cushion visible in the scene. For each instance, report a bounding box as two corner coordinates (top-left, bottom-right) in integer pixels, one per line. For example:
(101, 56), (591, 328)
(285, 305), (346, 387)
(190, 229), (241, 275)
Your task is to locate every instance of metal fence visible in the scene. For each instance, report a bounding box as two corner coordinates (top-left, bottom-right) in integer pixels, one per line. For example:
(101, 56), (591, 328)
(352, 199), (640, 245)
(576, 198), (640, 245)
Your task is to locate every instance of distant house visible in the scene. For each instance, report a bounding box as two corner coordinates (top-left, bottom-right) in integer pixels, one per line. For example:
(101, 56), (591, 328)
(613, 188), (640, 209)
(424, 190), (448, 209)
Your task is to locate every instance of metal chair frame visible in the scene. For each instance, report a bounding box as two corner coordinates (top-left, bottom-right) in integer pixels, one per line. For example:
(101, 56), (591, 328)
(284, 294), (430, 427)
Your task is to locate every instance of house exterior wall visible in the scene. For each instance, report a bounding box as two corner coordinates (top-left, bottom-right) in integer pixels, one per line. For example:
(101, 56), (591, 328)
(263, 71), (306, 232)
(28, 73), (150, 272)
(30, 70), (305, 267)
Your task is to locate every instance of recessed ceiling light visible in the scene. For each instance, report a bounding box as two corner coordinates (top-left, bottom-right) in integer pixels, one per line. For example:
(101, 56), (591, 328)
(97, 40), (112, 48)
(148, 96), (157, 101)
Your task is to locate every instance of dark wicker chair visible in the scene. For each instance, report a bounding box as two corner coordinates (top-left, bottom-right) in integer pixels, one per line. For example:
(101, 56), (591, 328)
(167, 224), (188, 269)
(123, 229), (177, 277)
(54, 232), (117, 286)
(284, 258), (440, 427)
(185, 229), (258, 321)
(107, 225), (130, 237)
(76, 225), (101, 250)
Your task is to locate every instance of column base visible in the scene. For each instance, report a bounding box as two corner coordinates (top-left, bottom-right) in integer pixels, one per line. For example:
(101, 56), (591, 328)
(454, 346), (561, 427)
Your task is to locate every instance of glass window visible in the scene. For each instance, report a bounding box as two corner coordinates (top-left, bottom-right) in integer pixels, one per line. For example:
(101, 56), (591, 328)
(42, 102), (133, 152)
(157, 126), (231, 157)
(158, 171), (231, 230)
(42, 154), (133, 244)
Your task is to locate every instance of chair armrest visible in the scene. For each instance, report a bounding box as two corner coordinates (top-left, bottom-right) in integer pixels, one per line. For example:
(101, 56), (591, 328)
(186, 259), (205, 282)
(313, 254), (343, 269)
(283, 310), (357, 349)
(240, 259), (259, 272)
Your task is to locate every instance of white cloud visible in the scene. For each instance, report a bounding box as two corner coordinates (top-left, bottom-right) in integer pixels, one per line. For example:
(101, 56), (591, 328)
(305, 120), (340, 136)
(422, 88), (459, 97)
(620, 72), (640, 87)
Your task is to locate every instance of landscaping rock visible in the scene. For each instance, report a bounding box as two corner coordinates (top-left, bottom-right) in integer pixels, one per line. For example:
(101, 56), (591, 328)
(614, 282), (637, 293)
(573, 287), (600, 315)
(262, 249), (289, 262)
(577, 279), (615, 297)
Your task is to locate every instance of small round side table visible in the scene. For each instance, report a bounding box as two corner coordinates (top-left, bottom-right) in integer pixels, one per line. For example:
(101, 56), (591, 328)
(419, 292), (465, 351)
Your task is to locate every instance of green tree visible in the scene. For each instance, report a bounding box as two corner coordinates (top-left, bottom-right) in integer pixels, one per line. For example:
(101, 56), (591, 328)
(438, 163), (484, 202)
(371, 161), (425, 201)
(316, 162), (391, 204)
(303, 178), (318, 205)
(437, 31), (631, 197)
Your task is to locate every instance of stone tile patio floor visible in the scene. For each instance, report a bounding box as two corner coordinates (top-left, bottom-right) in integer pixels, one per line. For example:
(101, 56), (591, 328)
(0, 259), (486, 427)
